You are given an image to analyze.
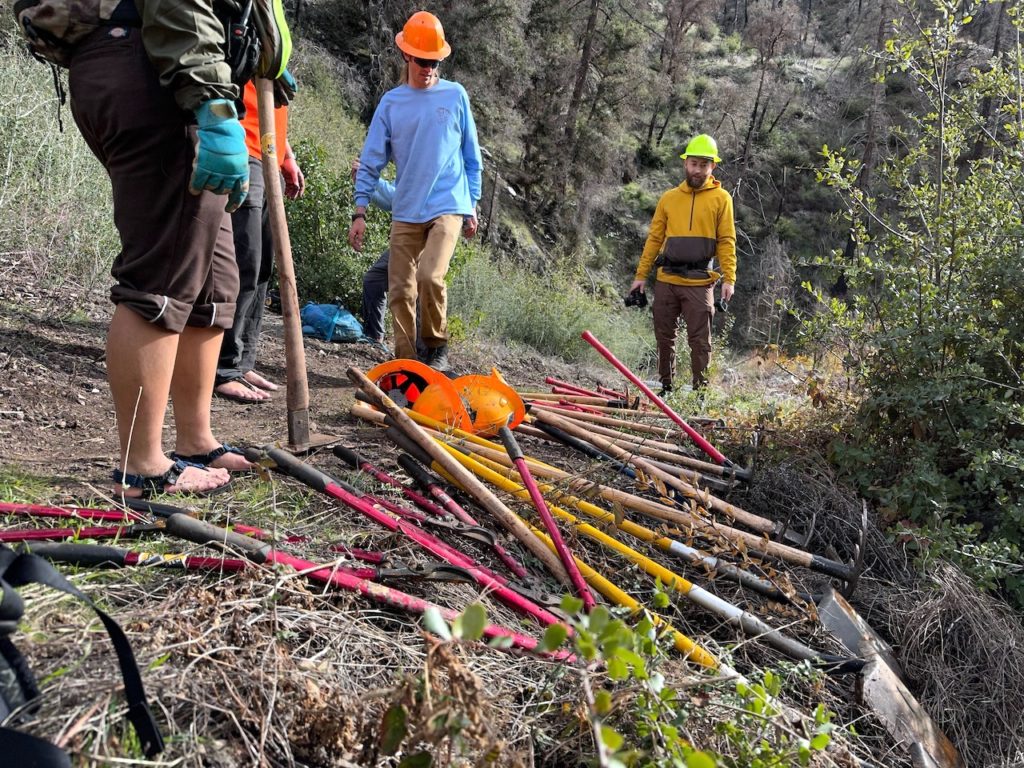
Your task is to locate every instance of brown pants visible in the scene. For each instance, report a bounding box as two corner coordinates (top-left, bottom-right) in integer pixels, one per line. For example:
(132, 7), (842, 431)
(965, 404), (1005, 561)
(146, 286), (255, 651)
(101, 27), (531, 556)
(68, 26), (237, 333)
(388, 215), (463, 360)
(653, 281), (714, 390)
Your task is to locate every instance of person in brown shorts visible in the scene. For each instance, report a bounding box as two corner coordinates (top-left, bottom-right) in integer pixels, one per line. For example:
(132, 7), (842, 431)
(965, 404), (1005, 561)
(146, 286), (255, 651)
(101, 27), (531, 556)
(630, 134), (737, 395)
(67, 1), (254, 498)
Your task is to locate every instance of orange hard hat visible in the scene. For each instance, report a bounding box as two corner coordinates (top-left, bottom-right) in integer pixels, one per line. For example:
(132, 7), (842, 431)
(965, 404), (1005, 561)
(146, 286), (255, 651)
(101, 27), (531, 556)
(411, 381), (472, 431)
(366, 359), (450, 409)
(395, 11), (452, 60)
(452, 368), (526, 437)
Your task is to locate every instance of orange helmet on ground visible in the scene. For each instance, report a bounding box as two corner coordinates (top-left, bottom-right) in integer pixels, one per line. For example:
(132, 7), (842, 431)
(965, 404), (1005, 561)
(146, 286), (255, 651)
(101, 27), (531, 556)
(395, 11), (452, 60)
(366, 359), (450, 409)
(411, 381), (472, 431)
(452, 368), (526, 437)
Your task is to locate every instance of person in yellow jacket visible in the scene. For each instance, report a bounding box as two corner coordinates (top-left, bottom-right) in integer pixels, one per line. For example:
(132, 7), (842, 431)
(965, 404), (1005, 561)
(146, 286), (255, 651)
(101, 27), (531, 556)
(629, 134), (736, 394)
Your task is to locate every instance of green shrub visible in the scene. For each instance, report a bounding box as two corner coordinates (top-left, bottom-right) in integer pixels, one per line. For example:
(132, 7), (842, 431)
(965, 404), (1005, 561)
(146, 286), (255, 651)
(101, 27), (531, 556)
(619, 182), (660, 216)
(448, 253), (656, 371)
(804, 2), (1024, 598)
(286, 141), (389, 311)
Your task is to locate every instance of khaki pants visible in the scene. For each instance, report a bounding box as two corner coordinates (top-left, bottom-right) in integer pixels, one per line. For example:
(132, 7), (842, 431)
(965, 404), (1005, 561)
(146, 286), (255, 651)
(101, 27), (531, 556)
(652, 281), (714, 390)
(388, 215), (463, 360)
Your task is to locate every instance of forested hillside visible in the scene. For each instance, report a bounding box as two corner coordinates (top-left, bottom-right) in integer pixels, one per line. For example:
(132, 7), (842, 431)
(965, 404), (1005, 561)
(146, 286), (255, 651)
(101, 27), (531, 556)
(282, 0), (1023, 603)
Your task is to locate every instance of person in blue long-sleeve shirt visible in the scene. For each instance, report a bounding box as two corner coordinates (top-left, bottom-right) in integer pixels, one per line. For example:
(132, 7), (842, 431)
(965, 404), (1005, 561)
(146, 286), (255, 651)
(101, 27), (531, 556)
(351, 158), (427, 358)
(347, 10), (482, 372)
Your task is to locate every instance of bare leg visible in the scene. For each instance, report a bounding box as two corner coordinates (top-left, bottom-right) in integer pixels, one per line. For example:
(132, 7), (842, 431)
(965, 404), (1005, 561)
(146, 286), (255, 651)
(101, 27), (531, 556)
(172, 325), (253, 470)
(109, 306), (229, 492)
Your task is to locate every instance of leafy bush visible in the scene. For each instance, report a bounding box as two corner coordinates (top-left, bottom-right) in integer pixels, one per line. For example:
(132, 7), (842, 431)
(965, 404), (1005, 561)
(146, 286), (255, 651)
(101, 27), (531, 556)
(403, 599), (841, 767)
(804, 2), (1024, 594)
(286, 141), (388, 312)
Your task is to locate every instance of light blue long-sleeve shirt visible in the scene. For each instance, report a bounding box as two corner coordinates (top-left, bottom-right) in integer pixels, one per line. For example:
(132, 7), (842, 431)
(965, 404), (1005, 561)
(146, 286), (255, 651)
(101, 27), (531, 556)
(354, 79), (482, 223)
(370, 178), (395, 212)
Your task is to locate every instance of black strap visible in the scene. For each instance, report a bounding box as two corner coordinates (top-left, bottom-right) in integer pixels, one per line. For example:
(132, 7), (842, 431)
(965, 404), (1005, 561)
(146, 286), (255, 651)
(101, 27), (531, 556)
(0, 726), (72, 768)
(0, 550), (163, 758)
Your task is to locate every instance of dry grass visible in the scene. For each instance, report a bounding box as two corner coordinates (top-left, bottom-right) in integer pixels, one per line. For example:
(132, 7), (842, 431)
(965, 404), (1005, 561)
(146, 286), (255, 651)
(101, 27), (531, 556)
(3, 396), (1020, 767)
(895, 564), (1024, 768)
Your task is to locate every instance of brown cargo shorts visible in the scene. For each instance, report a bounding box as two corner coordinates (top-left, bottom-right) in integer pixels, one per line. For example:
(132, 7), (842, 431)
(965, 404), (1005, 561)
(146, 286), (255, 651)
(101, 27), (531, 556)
(68, 26), (237, 333)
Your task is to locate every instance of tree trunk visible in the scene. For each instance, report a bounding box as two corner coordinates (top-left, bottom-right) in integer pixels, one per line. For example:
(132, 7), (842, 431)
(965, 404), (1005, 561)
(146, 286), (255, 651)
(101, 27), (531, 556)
(557, 0), (600, 197)
(741, 66), (768, 165)
(834, 0), (891, 295)
(971, 0), (1007, 160)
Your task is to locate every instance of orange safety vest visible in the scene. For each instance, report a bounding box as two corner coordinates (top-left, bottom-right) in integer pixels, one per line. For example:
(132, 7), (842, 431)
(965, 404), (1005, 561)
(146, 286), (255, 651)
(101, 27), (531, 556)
(241, 80), (289, 164)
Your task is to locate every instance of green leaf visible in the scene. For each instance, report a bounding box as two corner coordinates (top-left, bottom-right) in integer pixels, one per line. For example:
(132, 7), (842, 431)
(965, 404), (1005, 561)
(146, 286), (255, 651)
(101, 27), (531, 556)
(561, 595), (584, 615)
(686, 752), (718, 768)
(600, 725), (624, 752)
(607, 655), (629, 681)
(148, 652), (172, 670)
(379, 703), (407, 755)
(594, 688), (613, 715)
(588, 605), (610, 634)
(488, 634), (514, 650)
(540, 623), (569, 652)
(617, 648), (646, 671)
(422, 607), (452, 641)
(810, 733), (831, 750)
(452, 603), (487, 641)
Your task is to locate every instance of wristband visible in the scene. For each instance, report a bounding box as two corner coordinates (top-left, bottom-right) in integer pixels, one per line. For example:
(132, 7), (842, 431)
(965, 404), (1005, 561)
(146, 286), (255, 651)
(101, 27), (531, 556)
(351, 212), (365, 221)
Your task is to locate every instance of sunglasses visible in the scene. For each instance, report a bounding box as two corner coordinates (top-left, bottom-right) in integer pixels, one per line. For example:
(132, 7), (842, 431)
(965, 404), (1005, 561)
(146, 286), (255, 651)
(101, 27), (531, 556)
(411, 56), (442, 69)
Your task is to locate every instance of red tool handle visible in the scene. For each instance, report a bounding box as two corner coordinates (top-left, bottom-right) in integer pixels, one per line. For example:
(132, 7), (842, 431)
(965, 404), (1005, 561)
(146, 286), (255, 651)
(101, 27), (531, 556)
(581, 330), (729, 466)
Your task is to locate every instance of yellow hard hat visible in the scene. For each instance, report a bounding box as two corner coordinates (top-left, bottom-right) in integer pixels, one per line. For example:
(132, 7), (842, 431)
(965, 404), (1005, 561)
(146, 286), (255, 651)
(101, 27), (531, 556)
(452, 368), (526, 437)
(680, 134), (722, 163)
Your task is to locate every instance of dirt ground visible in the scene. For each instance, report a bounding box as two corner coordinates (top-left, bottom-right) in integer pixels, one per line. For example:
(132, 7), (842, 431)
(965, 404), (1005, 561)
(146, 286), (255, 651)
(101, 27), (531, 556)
(4, 283), (1018, 768)
(0, 285), (587, 491)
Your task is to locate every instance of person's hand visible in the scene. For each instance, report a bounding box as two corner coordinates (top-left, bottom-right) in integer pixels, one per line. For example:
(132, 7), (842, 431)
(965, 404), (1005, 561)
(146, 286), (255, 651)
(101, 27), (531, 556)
(190, 99), (249, 212)
(350, 157), (360, 184)
(282, 156), (305, 199)
(630, 279), (645, 294)
(273, 69), (297, 107)
(721, 282), (735, 302)
(348, 217), (366, 251)
(462, 214), (479, 238)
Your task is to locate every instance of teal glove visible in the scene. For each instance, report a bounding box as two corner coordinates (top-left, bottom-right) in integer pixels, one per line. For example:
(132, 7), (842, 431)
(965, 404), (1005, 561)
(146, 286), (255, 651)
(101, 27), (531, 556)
(273, 68), (297, 107)
(190, 99), (249, 212)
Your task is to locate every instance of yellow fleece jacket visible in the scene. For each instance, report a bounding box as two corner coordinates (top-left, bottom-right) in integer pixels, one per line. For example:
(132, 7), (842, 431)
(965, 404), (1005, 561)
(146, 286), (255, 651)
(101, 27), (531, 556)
(633, 176), (736, 287)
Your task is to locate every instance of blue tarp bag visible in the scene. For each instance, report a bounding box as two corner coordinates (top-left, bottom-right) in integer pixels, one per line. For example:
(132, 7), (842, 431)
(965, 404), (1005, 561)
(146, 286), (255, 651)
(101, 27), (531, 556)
(300, 302), (365, 342)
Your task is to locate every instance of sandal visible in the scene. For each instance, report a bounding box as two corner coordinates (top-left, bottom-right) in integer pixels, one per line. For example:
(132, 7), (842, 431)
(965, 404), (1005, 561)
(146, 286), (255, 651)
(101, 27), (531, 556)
(171, 443), (251, 471)
(243, 370), (280, 392)
(112, 459), (232, 500)
(214, 376), (269, 404)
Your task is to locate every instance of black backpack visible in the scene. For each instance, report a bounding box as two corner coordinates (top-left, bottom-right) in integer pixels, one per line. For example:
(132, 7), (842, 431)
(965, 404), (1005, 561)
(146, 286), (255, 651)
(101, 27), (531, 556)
(0, 544), (163, 766)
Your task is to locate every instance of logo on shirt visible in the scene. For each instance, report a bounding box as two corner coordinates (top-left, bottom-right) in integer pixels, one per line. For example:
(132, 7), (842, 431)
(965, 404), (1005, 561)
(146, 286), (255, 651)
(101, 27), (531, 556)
(436, 107), (452, 125)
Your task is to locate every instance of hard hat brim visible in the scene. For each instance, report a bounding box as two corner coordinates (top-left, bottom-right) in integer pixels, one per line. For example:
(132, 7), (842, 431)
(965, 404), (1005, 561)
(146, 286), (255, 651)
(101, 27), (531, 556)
(366, 358), (453, 409)
(453, 372), (526, 436)
(395, 32), (452, 60)
(680, 152), (722, 163)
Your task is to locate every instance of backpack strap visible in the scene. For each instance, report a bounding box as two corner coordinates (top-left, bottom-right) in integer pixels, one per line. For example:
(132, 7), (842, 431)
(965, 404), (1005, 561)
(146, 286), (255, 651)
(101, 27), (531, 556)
(0, 726), (72, 768)
(0, 548), (164, 758)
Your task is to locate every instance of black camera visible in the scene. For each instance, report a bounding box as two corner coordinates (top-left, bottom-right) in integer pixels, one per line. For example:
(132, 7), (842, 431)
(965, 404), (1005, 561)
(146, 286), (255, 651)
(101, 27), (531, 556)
(624, 288), (648, 309)
(715, 297), (729, 313)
